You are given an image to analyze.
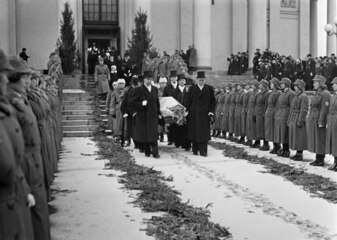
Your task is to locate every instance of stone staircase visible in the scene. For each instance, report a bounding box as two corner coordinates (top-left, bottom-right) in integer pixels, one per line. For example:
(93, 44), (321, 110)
(61, 74), (97, 137)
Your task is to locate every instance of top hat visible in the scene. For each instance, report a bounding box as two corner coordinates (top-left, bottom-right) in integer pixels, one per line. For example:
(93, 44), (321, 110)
(0, 50), (14, 72)
(143, 71), (153, 79)
(170, 70), (177, 77)
(312, 75), (326, 84)
(197, 71), (206, 79)
(280, 78), (292, 87)
(177, 73), (186, 81)
(293, 79), (306, 90)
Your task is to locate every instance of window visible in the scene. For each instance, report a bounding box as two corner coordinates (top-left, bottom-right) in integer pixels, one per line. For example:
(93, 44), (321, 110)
(83, 0), (118, 23)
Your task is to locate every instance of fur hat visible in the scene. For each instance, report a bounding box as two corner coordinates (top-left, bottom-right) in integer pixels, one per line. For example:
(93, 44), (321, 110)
(280, 78), (292, 87)
(259, 79), (269, 88)
(0, 50), (14, 72)
(251, 79), (259, 88)
(270, 77), (280, 88)
(7, 56), (33, 76)
(331, 77), (337, 85)
(312, 75), (326, 84)
(293, 79), (306, 90)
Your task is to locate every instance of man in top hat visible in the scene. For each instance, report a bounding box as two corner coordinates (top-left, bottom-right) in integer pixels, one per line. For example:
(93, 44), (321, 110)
(186, 71), (216, 157)
(274, 78), (295, 157)
(163, 70), (178, 145)
(129, 70), (161, 158)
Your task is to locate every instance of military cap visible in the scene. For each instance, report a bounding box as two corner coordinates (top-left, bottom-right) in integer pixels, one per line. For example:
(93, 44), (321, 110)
(280, 78), (292, 87)
(177, 73), (186, 81)
(251, 79), (259, 88)
(312, 75), (326, 84)
(0, 50), (14, 72)
(270, 77), (280, 87)
(143, 70), (153, 79)
(331, 77), (337, 85)
(170, 70), (177, 77)
(293, 79), (306, 90)
(7, 56), (33, 75)
(159, 77), (167, 83)
(197, 71), (206, 79)
(259, 79), (269, 88)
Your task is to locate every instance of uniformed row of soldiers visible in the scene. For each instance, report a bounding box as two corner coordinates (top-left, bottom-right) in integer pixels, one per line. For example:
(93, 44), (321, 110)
(0, 49), (63, 240)
(212, 75), (337, 171)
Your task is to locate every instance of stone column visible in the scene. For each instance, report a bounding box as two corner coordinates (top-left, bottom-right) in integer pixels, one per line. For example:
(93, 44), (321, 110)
(0, 0), (10, 53)
(193, 0), (211, 70)
(248, 0), (267, 67)
(232, 0), (248, 54)
(310, 0), (318, 57)
(327, 0), (337, 55)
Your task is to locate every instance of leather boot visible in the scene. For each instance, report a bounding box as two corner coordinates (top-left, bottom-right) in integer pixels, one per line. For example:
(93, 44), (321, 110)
(290, 154), (303, 161)
(251, 140), (260, 148)
(309, 154), (325, 166)
(328, 157), (337, 171)
(243, 140), (252, 146)
(279, 150), (290, 158)
(270, 143), (280, 154)
(260, 144), (270, 151)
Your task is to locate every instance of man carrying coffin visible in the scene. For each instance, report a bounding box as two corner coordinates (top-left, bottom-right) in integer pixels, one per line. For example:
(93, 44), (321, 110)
(129, 70), (161, 158)
(186, 71), (216, 157)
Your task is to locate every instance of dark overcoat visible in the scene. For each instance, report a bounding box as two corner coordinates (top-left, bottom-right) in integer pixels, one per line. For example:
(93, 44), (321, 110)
(264, 89), (281, 141)
(162, 83), (177, 97)
(129, 84), (160, 143)
(0, 97), (34, 240)
(255, 88), (270, 139)
(7, 88), (51, 240)
(288, 92), (309, 150)
(246, 89), (259, 140)
(306, 89), (331, 154)
(186, 84), (216, 142)
(326, 93), (337, 156)
(274, 88), (295, 144)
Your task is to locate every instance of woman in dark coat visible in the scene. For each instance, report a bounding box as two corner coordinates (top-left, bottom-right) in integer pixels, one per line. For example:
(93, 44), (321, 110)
(186, 71), (216, 157)
(307, 75), (331, 166)
(326, 77), (337, 171)
(265, 78), (281, 153)
(129, 71), (161, 158)
(288, 79), (309, 161)
(274, 78), (295, 157)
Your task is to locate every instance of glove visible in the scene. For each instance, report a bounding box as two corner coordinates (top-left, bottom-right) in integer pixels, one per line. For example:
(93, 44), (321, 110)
(123, 113), (128, 118)
(296, 121), (304, 128)
(142, 100), (147, 106)
(27, 193), (35, 208)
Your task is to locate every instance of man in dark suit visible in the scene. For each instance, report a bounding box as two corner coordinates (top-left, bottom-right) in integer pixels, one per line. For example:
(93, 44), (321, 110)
(186, 71), (216, 157)
(163, 70), (178, 145)
(129, 71), (161, 158)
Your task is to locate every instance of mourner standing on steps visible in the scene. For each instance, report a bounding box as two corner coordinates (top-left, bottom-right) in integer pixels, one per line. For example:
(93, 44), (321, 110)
(95, 56), (110, 100)
(129, 71), (161, 158)
(163, 70), (178, 145)
(186, 71), (216, 157)
(307, 75), (331, 166)
(326, 77), (337, 171)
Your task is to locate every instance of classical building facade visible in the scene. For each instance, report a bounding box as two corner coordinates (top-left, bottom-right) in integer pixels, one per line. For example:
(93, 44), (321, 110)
(0, 0), (334, 72)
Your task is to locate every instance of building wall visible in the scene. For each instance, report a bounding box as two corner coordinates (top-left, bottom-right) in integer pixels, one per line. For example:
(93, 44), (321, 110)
(0, 0), (10, 54)
(16, 0), (59, 69)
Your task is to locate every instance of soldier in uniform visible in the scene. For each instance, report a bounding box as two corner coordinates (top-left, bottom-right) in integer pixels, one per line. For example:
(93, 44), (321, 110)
(307, 75), (331, 166)
(240, 81), (251, 144)
(255, 79), (270, 150)
(222, 83), (232, 139)
(228, 83), (237, 141)
(246, 80), (259, 147)
(186, 71), (216, 157)
(234, 83), (245, 142)
(7, 56), (51, 240)
(213, 88), (224, 137)
(163, 70), (178, 145)
(326, 77), (337, 171)
(274, 78), (295, 157)
(265, 78), (282, 153)
(129, 71), (161, 158)
(288, 79), (309, 161)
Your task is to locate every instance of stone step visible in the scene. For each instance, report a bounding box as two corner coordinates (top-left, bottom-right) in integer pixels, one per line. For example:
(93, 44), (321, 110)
(62, 115), (94, 120)
(62, 120), (95, 126)
(63, 125), (97, 131)
(62, 92), (92, 97)
(62, 96), (94, 101)
(62, 110), (93, 115)
(62, 101), (92, 106)
(63, 131), (92, 137)
(61, 105), (93, 110)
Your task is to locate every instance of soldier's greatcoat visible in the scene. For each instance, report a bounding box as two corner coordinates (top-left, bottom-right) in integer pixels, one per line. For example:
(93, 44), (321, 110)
(228, 90), (237, 134)
(214, 92), (224, 130)
(129, 84), (160, 143)
(246, 89), (259, 140)
(306, 89), (331, 154)
(255, 88), (270, 140)
(326, 92), (337, 156)
(240, 90), (250, 136)
(234, 89), (244, 136)
(186, 84), (216, 142)
(288, 91), (309, 150)
(264, 89), (281, 142)
(274, 88), (295, 144)
(222, 91), (231, 132)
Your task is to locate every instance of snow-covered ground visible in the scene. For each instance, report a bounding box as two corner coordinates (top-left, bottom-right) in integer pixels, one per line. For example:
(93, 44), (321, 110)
(50, 137), (154, 240)
(132, 138), (337, 240)
(62, 89), (87, 93)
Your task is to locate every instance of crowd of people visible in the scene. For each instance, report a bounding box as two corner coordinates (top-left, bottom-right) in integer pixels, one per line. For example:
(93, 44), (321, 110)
(211, 75), (337, 170)
(0, 49), (63, 240)
(227, 48), (337, 91)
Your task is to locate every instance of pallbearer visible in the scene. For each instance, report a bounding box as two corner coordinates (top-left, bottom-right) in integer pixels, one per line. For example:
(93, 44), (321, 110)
(326, 77), (337, 171)
(265, 78), (281, 153)
(307, 75), (331, 166)
(186, 71), (216, 157)
(274, 78), (295, 157)
(288, 79), (309, 161)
